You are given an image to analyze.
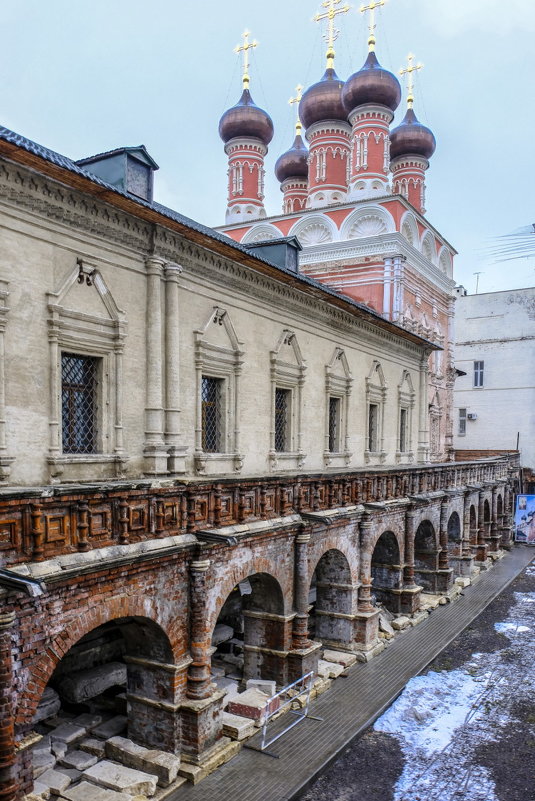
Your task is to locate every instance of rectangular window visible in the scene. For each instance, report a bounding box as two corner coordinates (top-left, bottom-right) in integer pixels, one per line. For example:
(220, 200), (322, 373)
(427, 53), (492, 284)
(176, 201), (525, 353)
(274, 388), (291, 452)
(368, 403), (378, 452)
(458, 407), (467, 436)
(399, 408), (408, 452)
(328, 396), (341, 453)
(201, 376), (223, 453)
(474, 360), (484, 387)
(61, 353), (98, 454)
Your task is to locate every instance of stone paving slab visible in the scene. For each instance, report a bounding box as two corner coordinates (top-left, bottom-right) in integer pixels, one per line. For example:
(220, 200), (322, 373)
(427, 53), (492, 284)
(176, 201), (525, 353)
(173, 546), (533, 801)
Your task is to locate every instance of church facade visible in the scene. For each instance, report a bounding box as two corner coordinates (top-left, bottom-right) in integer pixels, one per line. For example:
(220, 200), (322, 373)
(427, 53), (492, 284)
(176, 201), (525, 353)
(0, 6), (520, 800)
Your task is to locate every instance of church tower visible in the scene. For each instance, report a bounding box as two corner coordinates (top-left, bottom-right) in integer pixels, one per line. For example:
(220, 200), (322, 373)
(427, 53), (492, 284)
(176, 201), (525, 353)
(390, 55), (436, 214)
(275, 86), (309, 214)
(342, 0), (401, 199)
(298, 0), (352, 209)
(219, 32), (274, 224)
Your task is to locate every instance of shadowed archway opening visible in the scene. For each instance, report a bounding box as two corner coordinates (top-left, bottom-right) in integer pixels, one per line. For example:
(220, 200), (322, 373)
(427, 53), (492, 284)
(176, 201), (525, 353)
(28, 616), (178, 795)
(309, 549), (355, 651)
(469, 505), (478, 546)
(447, 511), (462, 556)
(371, 531), (403, 613)
(414, 520), (440, 591)
(211, 572), (285, 691)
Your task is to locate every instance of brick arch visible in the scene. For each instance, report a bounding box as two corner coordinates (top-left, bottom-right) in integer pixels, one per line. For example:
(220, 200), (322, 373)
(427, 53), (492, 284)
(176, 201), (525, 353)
(414, 518), (439, 550)
(16, 594), (176, 730)
(208, 557), (290, 632)
(367, 526), (405, 563)
(308, 536), (359, 586)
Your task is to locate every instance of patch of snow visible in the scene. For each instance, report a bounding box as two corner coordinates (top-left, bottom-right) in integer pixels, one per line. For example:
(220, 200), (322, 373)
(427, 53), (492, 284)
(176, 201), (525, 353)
(494, 622), (530, 634)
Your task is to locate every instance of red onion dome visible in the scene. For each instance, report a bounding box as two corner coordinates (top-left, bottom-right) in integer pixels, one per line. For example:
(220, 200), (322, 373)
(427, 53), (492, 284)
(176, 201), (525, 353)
(390, 107), (436, 160)
(342, 51), (401, 115)
(219, 88), (274, 146)
(274, 132), (308, 183)
(298, 68), (347, 130)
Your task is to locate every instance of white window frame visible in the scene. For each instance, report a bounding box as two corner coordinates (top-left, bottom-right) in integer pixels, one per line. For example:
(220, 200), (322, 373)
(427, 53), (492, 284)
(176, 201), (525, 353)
(365, 361), (387, 464)
(396, 369), (415, 463)
(474, 360), (484, 388)
(324, 347), (353, 467)
(47, 261), (127, 483)
(269, 330), (306, 470)
(458, 407), (467, 436)
(194, 307), (244, 474)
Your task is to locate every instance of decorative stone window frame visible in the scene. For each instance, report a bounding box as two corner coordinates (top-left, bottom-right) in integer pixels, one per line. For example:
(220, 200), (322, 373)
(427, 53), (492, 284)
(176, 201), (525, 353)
(194, 307), (244, 475)
(396, 370), (415, 464)
(429, 389), (442, 458)
(324, 348), (353, 468)
(47, 260), (127, 482)
(269, 329), (306, 470)
(365, 360), (387, 464)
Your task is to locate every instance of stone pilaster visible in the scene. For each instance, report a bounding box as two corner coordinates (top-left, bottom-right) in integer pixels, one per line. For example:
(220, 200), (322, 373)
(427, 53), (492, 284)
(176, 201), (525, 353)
(164, 262), (187, 474)
(143, 257), (168, 475)
(489, 486), (501, 554)
(475, 491), (489, 565)
(0, 612), (17, 801)
(186, 559), (214, 701)
(401, 508), (421, 614)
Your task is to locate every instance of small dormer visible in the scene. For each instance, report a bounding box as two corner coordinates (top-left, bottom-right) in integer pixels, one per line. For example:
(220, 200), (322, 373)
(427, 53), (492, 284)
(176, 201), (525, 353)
(76, 145), (159, 203)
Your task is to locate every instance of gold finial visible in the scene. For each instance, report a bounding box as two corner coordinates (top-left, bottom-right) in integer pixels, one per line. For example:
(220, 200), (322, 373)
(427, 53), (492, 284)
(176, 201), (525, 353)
(360, 0), (386, 52)
(289, 84), (304, 135)
(234, 30), (258, 89)
(313, 0), (351, 70)
(399, 53), (423, 108)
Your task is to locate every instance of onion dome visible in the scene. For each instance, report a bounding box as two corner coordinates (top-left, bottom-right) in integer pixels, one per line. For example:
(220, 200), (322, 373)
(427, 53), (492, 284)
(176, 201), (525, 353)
(390, 107), (436, 160)
(275, 131), (308, 183)
(342, 51), (401, 115)
(219, 88), (274, 146)
(298, 68), (347, 130)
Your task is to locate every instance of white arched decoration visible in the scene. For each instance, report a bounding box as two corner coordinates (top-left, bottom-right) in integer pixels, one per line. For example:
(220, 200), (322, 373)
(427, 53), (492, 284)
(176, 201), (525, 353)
(340, 205), (396, 242)
(420, 230), (437, 264)
(400, 211), (419, 247)
(438, 247), (453, 276)
(289, 214), (338, 247)
(241, 223), (282, 244)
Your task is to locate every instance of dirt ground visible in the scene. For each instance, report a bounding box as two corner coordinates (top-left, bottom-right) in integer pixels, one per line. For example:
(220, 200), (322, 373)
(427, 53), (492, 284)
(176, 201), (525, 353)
(299, 551), (535, 801)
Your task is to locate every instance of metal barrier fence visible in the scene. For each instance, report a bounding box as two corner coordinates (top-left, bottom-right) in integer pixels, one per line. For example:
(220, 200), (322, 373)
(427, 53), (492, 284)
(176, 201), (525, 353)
(245, 671), (322, 757)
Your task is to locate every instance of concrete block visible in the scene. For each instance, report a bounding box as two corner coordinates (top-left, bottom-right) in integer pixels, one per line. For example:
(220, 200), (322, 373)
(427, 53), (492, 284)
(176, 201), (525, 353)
(92, 716), (127, 739)
(245, 678), (276, 697)
(38, 767), (72, 795)
(410, 611), (429, 627)
(322, 650), (357, 668)
(60, 749), (98, 770)
(227, 688), (273, 722)
(105, 736), (180, 787)
(79, 738), (106, 759)
(83, 760), (158, 797)
(71, 714), (103, 731)
(455, 576), (471, 588)
(61, 780), (135, 801)
(317, 660), (345, 679)
(211, 624), (234, 646)
(32, 782), (51, 799)
(33, 687), (61, 724)
(56, 767), (83, 782)
(214, 677), (240, 704)
(59, 662), (127, 704)
(220, 712), (255, 741)
(392, 616), (411, 631)
(50, 723), (88, 744)
(378, 614), (395, 637)
(52, 740), (68, 759)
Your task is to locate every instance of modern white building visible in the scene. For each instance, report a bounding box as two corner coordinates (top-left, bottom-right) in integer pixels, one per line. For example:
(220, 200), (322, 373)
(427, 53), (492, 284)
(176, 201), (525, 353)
(453, 286), (535, 488)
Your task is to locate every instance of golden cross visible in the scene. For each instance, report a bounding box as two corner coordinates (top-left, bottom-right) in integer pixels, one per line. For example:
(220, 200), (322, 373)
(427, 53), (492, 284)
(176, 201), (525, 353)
(289, 84), (304, 134)
(399, 53), (423, 108)
(234, 30), (258, 89)
(313, 0), (351, 69)
(360, 0), (386, 52)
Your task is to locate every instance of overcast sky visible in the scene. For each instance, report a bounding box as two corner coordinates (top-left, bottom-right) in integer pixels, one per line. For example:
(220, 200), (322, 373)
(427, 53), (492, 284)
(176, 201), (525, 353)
(2, 0), (534, 293)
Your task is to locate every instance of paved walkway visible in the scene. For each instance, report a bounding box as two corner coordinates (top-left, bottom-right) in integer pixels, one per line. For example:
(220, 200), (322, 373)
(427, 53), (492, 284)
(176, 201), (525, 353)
(174, 546), (534, 801)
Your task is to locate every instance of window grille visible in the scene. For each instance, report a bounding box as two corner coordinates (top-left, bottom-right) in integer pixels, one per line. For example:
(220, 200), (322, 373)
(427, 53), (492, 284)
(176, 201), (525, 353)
(328, 397), (340, 452)
(458, 408), (467, 436)
(474, 361), (484, 387)
(275, 388), (290, 452)
(368, 403), (378, 452)
(201, 377), (223, 453)
(399, 407), (408, 452)
(61, 353), (98, 454)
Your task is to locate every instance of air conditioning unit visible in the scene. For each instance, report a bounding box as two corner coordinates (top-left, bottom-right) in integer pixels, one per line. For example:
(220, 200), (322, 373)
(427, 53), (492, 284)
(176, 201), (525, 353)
(467, 413), (478, 420)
